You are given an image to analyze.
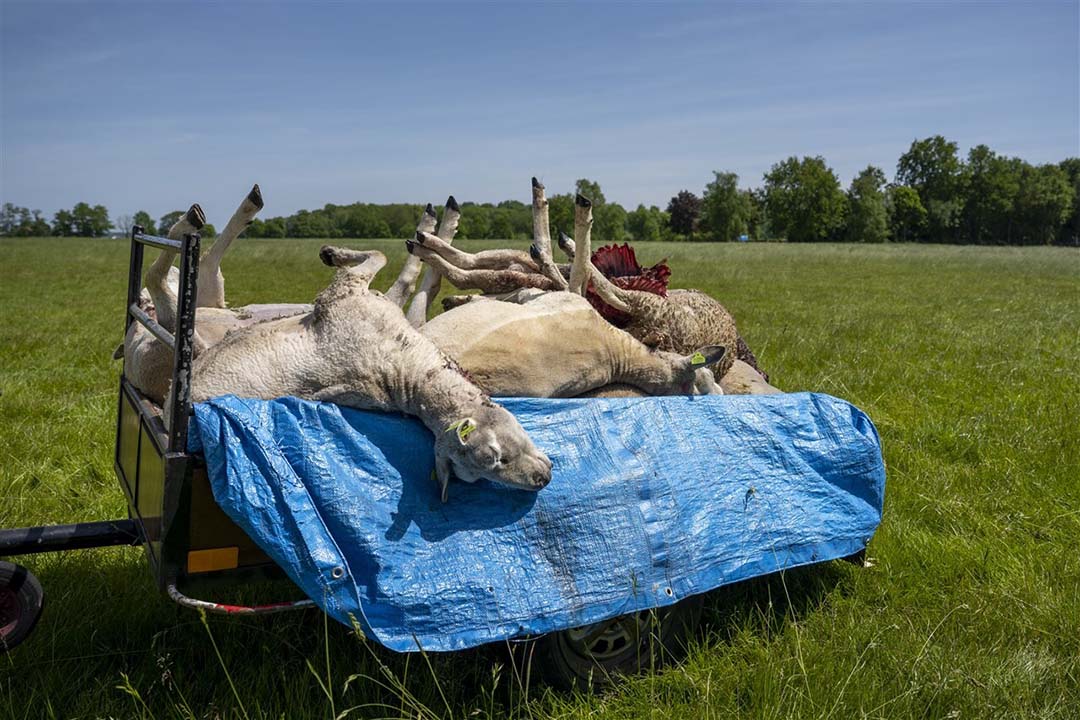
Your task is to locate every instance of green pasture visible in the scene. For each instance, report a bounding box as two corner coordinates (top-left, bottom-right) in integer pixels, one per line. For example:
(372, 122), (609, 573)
(1, 238), (1078, 719)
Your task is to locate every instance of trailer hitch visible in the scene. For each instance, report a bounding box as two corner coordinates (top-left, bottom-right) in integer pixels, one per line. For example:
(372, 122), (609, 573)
(0, 519), (143, 557)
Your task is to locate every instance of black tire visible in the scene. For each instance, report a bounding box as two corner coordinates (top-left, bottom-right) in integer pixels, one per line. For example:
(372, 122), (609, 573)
(0, 561), (45, 653)
(516, 594), (705, 690)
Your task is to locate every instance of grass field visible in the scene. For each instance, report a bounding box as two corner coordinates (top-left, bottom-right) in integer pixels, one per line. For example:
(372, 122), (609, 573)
(1, 237), (1078, 719)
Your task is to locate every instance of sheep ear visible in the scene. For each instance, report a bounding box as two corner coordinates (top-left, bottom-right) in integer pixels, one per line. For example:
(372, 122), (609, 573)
(447, 417), (477, 445)
(435, 454), (452, 503)
(688, 345), (727, 368)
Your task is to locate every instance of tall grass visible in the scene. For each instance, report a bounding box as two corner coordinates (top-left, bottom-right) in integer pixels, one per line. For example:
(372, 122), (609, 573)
(1, 238), (1078, 718)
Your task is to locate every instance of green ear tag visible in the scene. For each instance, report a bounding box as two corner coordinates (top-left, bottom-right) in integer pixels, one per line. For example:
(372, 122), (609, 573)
(446, 419), (475, 442)
(691, 351), (707, 367)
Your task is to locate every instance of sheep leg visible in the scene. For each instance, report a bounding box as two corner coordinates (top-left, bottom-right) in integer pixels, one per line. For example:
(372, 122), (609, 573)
(197, 184), (264, 309)
(411, 230), (482, 269)
(465, 248), (537, 270)
(404, 197), (462, 327)
(442, 288), (544, 311)
(585, 262), (632, 314)
(318, 245), (387, 287)
(569, 194), (593, 296)
(145, 204), (205, 333)
(406, 240), (553, 294)
(413, 230), (535, 271)
(530, 178), (568, 291)
(557, 231), (576, 261)
(385, 203), (439, 308)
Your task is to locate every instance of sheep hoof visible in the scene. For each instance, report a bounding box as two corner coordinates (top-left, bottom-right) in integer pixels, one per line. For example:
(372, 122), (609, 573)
(319, 245), (337, 266)
(185, 203), (206, 229)
(247, 184), (264, 209)
(405, 240), (417, 255)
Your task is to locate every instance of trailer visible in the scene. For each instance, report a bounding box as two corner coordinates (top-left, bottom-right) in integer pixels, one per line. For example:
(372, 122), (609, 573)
(1, 227), (883, 688)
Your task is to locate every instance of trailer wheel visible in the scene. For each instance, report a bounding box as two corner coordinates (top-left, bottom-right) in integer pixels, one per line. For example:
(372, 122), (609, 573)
(518, 594), (704, 690)
(0, 561), (44, 653)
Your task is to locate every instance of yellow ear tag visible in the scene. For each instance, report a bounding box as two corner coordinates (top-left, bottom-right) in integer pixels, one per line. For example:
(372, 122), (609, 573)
(446, 419), (475, 442)
(691, 351), (707, 367)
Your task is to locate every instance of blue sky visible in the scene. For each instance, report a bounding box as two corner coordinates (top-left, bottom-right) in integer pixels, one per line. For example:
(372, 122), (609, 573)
(2, 1), (1077, 223)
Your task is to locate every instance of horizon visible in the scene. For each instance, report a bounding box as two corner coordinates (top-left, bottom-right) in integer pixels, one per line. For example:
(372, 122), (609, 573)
(2, 1), (1078, 223)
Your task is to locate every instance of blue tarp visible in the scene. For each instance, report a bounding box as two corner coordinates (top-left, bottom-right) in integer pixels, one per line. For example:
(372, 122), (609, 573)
(189, 393), (885, 652)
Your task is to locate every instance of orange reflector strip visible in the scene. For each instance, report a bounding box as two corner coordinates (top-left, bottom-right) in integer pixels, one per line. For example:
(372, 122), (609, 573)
(187, 547), (239, 574)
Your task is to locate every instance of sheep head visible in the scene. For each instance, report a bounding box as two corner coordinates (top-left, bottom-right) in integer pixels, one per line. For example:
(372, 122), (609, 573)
(435, 405), (553, 502)
(673, 345), (728, 395)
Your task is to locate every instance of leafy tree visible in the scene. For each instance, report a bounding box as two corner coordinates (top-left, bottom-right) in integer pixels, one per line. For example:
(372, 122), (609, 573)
(627, 204), (663, 242)
(699, 171), (752, 242)
(91, 204), (110, 236)
(666, 190), (701, 238)
(508, 202), (534, 240)
(547, 194), (575, 240)
(897, 135), (964, 201)
(490, 210), (514, 240)
(27, 210), (50, 236)
(61, 203), (111, 237)
(925, 197), (964, 244)
(845, 166), (889, 243)
(289, 209), (335, 238)
(72, 203), (93, 236)
(52, 209), (75, 236)
(132, 211), (156, 235)
(1056, 158), (1080, 246)
(1, 204), (49, 236)
(458, 203), (492, 240)
(0, 203), (18, 234)
(31, 209), (47, 235)
(343, 205), (391, 238)
(745, 188), (769, 240)
(261, 217), (287, 238)
(370, 218), (393, 239)
(961, 145), (1020, 244)
(626, 205), (647, 242)
(1013, 163), (1073, 245)
(200, 223), (217, 239)
(897, 136), (964, 242)
(382, 204), (425, 238)
(887, 185), (928, 242)
(594, 202), (627, 243)
(763, 156), (847, 242)
(16, 207), (32, 234)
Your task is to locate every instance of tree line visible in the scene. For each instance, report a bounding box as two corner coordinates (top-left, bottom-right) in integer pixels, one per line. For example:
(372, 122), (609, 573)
(2, 136), (1076, 245)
